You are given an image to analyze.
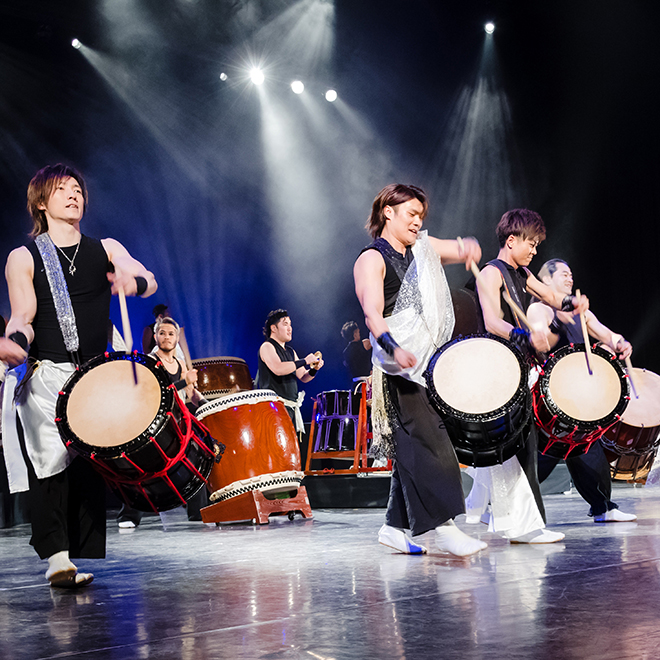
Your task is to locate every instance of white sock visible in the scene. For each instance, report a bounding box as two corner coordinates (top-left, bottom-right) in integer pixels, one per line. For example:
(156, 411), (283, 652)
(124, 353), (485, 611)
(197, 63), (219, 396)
(46, 551), (76, 579)
(435, 520), (487, 557)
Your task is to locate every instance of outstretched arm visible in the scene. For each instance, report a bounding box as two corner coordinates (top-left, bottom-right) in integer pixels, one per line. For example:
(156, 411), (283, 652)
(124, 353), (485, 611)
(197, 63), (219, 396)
(428, 236), (482, 269)
(259, 343), (318, 379)
(101, 238), (158, 297)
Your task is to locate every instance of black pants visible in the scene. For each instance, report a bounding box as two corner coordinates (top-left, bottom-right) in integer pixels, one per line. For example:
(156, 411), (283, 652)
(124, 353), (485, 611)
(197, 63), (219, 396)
(384, 376), (465, 537)
(18, 418), (106, 560)
(537, 442), (615, 516)
(516, 423), (547, 523)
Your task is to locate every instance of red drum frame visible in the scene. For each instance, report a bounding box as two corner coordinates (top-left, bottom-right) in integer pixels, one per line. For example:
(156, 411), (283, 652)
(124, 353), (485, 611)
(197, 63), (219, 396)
(55, 351), (220, 512)
(425, 334), (532, 467)
(533, 343), (629, 459)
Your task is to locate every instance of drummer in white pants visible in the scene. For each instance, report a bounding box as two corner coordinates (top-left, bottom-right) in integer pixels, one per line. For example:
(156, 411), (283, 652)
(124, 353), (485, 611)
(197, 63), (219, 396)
(469, 208), (588, 543)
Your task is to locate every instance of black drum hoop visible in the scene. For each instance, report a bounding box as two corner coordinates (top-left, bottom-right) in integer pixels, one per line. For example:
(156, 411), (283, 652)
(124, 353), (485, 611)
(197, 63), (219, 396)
(424, 333), (529, 423)
(537, 343), (629, 433)
(55, 351), (175, 459)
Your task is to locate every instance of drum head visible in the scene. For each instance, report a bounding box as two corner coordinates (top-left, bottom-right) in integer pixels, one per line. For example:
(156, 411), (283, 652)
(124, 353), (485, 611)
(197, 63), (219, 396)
(548, 351), (621, 422)
(621, 368), (660, 427)
(67, 360), (161, 447)
(432, 337), (521, 415)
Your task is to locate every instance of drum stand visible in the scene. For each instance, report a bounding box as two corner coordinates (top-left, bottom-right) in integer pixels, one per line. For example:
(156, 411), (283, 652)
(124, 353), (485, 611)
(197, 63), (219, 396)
(200, 486), (313, 525)
(304, 382), (391, 475)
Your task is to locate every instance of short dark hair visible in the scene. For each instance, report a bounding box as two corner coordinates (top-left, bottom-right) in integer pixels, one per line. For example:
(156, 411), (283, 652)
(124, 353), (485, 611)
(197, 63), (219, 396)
(27, 164), (88, 238)
(537, 258), (568, 281)
(263, 309), (289, 337)
(495, 209), (546, 248)
(152, 303), (169, 318)
(341, 321), (358, 342)
(366, 184), (428, 239)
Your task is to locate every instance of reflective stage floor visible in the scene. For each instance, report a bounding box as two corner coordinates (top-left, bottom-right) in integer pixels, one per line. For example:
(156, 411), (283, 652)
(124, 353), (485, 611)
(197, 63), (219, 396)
(1, 483), (659, 660)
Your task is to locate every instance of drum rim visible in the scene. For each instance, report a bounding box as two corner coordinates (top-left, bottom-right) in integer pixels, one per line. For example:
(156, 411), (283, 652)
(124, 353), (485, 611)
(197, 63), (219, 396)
(195, 388), (282, 419)
(536, 343), (629, 431)
(424, 333), (529, 422)
(55, 351), (175, 457)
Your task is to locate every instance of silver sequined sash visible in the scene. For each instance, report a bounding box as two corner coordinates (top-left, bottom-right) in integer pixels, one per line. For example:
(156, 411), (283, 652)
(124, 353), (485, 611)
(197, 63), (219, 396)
(34, 234), (80, 354)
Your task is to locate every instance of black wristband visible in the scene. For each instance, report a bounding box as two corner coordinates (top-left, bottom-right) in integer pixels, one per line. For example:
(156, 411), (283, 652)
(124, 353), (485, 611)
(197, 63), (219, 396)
(8, 331), (29, 351)
(308, 367), (317, 376)
(377, 332), (400, 357)
(549, 317), (565, 335)
(561, 295), (575, 312)
(173, 378), (187, 390)
(294, 359), (306, 369)
(509, 327), (532, 356)
(135, 276), (148, 297)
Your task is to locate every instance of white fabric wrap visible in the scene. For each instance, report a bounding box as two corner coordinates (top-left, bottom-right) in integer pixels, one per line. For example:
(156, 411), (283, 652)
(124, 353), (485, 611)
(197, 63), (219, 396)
(279, 391), (306, 434)
(370, 231), (455, 386)
(2, 361), (75, 493)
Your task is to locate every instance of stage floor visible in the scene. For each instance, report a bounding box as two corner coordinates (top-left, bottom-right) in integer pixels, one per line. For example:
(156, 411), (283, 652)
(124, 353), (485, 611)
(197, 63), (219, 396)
(1, 484), (659, 660)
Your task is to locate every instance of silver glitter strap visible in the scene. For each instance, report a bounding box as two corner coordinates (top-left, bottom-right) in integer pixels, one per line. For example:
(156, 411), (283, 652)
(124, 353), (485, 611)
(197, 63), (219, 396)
(34, 234), (80, 354)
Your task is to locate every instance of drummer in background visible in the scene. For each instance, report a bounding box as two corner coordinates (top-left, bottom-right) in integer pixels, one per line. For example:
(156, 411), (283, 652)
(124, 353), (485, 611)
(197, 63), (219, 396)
(2, 164), (157, 588)
(341, 321), (372, 383)
(527, 258), (637, 522)
(354, 183), (487, 557)
(469, 209), (587, 543)
(142, 303), (169, 353)
(254, 309), (323, 434)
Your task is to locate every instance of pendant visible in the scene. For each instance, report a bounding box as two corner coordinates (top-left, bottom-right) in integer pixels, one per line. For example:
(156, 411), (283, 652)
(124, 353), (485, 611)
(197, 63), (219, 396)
(69, 264), (76, 276)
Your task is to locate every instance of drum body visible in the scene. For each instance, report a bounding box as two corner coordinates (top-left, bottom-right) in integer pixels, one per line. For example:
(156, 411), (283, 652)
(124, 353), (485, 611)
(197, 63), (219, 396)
(425, 334), (531, 467)
(195, 389), (304, 503)
(533, 344), (629, 459)
(600, 368), (660, 481)
(312, 390), (362, 452)
(56, 352), (218, 512)
(192, 356), (253, 399)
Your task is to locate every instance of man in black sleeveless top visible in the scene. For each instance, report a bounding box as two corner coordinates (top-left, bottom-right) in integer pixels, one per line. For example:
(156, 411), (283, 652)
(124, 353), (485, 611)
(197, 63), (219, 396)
(354, 183), (487, 557)
(527, 258), (636, 522)
(254, 309), (324, 429)
(472, 209), (589, 543)
(341, 321), (372, 383)
(3, 164), (157, 587)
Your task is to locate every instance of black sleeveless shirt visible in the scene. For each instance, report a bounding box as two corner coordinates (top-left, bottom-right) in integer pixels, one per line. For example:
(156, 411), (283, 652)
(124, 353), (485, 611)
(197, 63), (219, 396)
(361, 238), (414, 317)
(488, 259), (531, 327)
(255, 338), (298, 401)
(28, 235), (112, 364)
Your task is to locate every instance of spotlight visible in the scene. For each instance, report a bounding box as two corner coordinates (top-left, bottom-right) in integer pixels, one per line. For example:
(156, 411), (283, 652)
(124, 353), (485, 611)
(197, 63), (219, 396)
(484, 22), (495, 34)
(219, 72), (228, 81)
(71, 38), (81, 49)
(250, 68), (265, 85)
(290, 80), (304, 94)
(325, 89), (337, 102)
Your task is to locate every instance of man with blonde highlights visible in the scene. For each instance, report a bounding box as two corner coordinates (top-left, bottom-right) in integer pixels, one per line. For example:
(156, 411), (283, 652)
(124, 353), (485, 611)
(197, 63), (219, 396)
(2, 163), (157, 588)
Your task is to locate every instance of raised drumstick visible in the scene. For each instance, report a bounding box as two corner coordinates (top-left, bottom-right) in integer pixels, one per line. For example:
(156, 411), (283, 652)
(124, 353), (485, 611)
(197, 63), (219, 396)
(178, 326), (194, 371)
(575, 288), (592, 376)
(624, 355), (639, 399)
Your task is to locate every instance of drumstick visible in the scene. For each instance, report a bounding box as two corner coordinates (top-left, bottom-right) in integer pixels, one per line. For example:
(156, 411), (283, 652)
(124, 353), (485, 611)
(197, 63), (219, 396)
(624, 356), (640, 399)
(178, 326), (194, 371)
(575, 289), (593, 376)
(118, 285), (138, 384)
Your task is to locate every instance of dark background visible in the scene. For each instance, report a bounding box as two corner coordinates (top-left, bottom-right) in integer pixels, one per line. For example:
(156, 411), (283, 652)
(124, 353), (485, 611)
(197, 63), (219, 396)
(1, 0), (658, 416)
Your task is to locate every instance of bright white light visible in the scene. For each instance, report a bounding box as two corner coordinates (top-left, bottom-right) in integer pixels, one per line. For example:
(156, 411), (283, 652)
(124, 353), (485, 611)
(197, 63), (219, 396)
(325, 89), (337, 102)
(485, 22), (495, 34)
(219, 72), (228, 81)
(290, 80), (304, 94)
(250, 68), (265, 85)
(71, 38), (82, 49)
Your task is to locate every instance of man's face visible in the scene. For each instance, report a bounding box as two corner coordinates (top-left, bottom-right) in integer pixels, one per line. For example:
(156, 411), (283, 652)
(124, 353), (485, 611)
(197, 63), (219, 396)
(40, 176), (84, 225)
(271, 317), (292, 344)
(384, 198), (424, 247)
(547, 262), (573, 296)
(155, 324), (178, 351)
(353, 328), (360, 342)
(508, 235), (539, 267)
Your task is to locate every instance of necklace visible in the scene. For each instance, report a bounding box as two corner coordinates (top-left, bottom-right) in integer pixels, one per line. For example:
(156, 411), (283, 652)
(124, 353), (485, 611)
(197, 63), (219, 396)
(157, 351), (176, 364)
(53, 240), (81, 276)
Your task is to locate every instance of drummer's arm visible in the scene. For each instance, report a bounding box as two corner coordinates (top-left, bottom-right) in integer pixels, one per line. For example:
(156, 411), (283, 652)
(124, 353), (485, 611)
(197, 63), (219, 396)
(428, 236), (482, 268)
(295, 350), (323, 383)
(259, 342), (316, 379)
(353, 249), (416, 369)
(526, 273), (589, 315)
(4, 247), (35, 366)
(101, 238), (158, 297)
(527, 301), (561, 350)
(476, 265), (513, 340)
(585, 311), (633, 358)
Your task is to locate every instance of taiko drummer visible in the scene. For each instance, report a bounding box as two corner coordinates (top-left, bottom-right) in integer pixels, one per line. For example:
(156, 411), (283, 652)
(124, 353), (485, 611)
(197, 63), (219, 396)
(2, 164), (157, 588)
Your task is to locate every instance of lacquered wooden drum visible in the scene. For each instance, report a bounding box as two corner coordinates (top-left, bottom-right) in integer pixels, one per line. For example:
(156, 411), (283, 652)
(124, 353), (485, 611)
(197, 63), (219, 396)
(195, 389), (304, 503)
(601, 368), (660, 481)
(425, 334), (531, 467)
(191, 356), (253, 398)
(56, 352), (219, 512)
(533, 344), (629, 459)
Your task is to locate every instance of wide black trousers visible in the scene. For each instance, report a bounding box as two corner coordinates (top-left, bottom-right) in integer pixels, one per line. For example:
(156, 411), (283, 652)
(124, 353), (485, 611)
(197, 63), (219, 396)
(384, 375), (466, 536)
(18, 418), (106, 560)
(537, 441), (615, 516)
